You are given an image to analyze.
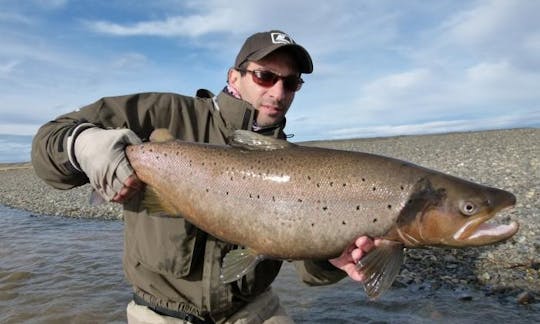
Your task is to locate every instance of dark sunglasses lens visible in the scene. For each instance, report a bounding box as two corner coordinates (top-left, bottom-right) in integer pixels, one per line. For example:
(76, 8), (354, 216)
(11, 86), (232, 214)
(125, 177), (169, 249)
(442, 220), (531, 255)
(252, 71), (278, 86)
(283, 76), (302, 92)
(251, 70), (303, 92)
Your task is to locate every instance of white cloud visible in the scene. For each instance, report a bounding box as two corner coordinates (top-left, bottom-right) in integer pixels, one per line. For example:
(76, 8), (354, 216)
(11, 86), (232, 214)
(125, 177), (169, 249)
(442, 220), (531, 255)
(87, 11), (237, 37)
(0, 0), (538, 142)
(0, 60), (20, 77)
(325, 112), (540, 140)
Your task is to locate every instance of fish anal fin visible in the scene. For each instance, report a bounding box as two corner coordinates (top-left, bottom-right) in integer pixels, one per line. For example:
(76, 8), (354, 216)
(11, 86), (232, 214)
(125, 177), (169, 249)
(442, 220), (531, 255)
(229, 130), (296, 151)
(220, 248), (265, 284)
(356, 240), (404, 300)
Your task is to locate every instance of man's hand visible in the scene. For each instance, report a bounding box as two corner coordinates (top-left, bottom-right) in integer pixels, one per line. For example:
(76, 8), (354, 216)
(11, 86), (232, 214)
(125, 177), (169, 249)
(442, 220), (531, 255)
(329, 236), (379, 282)
(70, 125), (143, 203)
(111, 173), (144, 203)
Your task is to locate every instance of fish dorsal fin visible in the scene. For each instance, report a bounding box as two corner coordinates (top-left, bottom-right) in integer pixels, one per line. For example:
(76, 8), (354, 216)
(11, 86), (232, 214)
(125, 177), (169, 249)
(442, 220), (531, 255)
(220, 248), (266, 284)
(150, 128), (175, 142)
(356, 240), (404, 300)
(229, 130), (295, 151)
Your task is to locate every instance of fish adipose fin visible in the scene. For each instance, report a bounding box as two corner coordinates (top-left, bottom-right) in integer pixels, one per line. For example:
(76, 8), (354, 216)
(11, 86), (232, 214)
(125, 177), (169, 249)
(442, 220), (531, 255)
(220, 248), (266, 284)
(229, 130), (296, 151)
(356, 240), (404, 299)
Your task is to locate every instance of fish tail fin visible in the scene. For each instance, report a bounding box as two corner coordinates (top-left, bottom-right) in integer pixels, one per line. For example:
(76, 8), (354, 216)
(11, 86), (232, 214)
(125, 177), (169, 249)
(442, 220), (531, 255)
(220, 248), (265, 284)
(142, 186), (177, 215)
(356, 240), (404, 300)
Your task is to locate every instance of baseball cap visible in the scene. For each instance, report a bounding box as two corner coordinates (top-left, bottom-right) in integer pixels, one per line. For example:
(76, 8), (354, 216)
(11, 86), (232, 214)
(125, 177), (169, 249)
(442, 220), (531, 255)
(234, 30), (313, 74)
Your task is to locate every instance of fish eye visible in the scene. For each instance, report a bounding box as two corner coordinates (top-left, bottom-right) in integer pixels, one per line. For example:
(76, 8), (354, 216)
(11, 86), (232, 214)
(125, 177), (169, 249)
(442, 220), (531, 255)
(459, 201), (478, 216)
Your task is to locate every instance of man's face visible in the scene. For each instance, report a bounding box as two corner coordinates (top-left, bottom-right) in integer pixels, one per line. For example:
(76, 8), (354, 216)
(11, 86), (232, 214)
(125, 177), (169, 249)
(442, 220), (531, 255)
(229, 50), (300, 128)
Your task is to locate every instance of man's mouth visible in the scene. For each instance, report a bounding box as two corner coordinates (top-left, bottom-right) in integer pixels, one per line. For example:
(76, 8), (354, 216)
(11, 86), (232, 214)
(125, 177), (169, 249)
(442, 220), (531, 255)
(260, 105), (283, 115)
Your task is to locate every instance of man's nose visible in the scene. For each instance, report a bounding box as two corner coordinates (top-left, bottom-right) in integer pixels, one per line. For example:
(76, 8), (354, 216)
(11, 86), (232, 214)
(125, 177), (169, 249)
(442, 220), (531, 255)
(267, 79), (287, 100)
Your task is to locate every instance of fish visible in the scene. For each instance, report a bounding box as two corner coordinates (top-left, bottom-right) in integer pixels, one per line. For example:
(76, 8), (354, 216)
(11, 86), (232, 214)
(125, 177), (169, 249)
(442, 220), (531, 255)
(125, 129), (519, 299)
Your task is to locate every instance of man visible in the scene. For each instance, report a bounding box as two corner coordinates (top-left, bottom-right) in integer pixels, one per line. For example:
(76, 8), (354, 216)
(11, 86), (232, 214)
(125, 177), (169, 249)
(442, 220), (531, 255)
(32, 30), (375, 323)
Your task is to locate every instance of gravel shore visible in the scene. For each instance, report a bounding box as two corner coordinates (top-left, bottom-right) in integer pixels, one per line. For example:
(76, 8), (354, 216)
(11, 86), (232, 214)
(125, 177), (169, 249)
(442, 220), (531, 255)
(1, 128), (538, 301)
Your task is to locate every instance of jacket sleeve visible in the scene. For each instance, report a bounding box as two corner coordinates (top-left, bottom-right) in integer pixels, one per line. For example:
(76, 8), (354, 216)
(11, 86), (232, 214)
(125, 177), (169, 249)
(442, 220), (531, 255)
(31, 92), (191, 189)
(293, 260), (347, 286)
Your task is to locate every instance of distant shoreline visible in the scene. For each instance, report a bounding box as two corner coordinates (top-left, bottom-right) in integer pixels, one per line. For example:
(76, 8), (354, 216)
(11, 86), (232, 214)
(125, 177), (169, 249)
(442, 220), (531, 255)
(1, 128), (538, 300)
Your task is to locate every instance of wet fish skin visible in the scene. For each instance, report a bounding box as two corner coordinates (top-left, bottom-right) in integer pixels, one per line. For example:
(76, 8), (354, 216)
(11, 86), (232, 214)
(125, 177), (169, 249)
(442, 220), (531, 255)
(125, 130), (518, 298)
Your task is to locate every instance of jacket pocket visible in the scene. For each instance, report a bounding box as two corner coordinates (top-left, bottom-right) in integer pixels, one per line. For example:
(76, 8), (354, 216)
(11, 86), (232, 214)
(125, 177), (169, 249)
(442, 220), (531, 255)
(126, 207), (199, 278)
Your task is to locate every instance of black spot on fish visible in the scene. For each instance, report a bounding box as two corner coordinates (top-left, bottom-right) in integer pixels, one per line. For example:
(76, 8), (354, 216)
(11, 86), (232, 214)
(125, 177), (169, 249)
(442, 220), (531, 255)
(372, 187), (377, 191)
(342, 221), (347, 225)
(329, 182), (334, 187)
(257, 195), (260, 199)
(307, 175), (311, 180)
(206, 188), (209, 193)
(311, 223), (315, 227)
(322, 206), (328, 211)
(342, 183), (347, 187)
(362, 178), (366, 182)
(356, 205), (360, 210)
(298, 199), (303, 203)
(400, 185), (404, 190)
(316, 183), (320, 188)
(226, 191), (229, 195)
(201, 162), (205, 166)
(387, 204), (392, 209)
(272, 196), (276, 202)
(373, 218), (378, 223)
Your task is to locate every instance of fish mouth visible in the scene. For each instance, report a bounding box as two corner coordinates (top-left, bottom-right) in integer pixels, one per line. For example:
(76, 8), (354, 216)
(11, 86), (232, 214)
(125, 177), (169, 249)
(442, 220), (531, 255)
(453, 203), (519, 245)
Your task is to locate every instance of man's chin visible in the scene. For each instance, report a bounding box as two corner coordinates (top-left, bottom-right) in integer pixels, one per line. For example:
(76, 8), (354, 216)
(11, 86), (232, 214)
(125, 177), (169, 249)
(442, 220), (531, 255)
(256, 116), (284, 128)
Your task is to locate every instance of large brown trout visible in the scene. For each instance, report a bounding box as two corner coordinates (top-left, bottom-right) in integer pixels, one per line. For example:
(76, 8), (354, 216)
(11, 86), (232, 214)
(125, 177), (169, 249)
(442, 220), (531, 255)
(125, 130), (518, 299)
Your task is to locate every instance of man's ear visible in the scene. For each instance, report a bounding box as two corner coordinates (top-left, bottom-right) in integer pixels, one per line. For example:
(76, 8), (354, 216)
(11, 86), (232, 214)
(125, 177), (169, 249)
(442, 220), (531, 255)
(227, 68), (239, 85)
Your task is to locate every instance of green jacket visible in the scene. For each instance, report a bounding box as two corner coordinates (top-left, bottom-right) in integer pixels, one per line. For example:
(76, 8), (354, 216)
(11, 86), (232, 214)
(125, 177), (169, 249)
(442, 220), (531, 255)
(31, 90), (346, 321)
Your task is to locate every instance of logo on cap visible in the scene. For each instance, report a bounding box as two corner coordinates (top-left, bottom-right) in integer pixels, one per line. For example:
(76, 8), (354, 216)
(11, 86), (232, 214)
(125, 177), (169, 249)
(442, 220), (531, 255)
(271, 32), (294, 45)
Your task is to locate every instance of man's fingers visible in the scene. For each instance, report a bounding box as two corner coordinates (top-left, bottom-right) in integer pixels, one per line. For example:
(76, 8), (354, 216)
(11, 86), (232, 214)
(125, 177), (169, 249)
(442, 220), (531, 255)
(355, 236), (375, 253)
(124, 174), (143, 190)
(111, 174), (144, 203)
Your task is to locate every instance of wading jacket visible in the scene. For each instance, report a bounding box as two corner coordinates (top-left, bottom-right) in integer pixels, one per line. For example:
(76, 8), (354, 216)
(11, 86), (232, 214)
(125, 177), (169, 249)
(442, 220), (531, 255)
(31, 89), (347, 322)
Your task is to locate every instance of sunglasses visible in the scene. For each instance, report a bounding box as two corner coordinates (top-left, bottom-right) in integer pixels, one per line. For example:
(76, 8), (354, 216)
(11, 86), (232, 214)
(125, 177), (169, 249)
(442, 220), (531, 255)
(237, 69), (304, 92)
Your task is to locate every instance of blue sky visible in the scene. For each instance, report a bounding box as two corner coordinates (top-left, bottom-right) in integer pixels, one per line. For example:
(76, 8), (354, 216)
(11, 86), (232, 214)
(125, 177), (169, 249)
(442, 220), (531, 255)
(1, 0), (539, 142)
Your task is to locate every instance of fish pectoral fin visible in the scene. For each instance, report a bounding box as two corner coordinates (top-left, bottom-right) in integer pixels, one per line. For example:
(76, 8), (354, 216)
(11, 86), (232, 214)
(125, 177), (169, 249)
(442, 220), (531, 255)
(229, 130), (296, 151)
(142, 186), (178, 215)
(220, 248), (265, 284)
(356, 240), (404, 300)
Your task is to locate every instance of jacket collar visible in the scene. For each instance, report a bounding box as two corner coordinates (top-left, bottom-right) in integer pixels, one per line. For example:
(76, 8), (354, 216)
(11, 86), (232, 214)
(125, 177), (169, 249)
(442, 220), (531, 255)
(214, 90), (287, 139)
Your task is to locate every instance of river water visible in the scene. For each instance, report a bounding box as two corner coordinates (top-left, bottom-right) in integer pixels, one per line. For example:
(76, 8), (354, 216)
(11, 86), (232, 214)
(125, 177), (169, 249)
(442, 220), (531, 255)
(1, 205), (538, 323)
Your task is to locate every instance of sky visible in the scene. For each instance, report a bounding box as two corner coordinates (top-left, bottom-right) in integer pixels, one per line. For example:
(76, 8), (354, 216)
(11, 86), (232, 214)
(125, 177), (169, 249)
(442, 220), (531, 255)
(0, 0), (539, 142)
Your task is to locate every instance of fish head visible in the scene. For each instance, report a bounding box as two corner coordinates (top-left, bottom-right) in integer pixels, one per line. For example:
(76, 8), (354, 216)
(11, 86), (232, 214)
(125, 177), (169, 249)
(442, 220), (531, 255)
(394, 174), (518, 248)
